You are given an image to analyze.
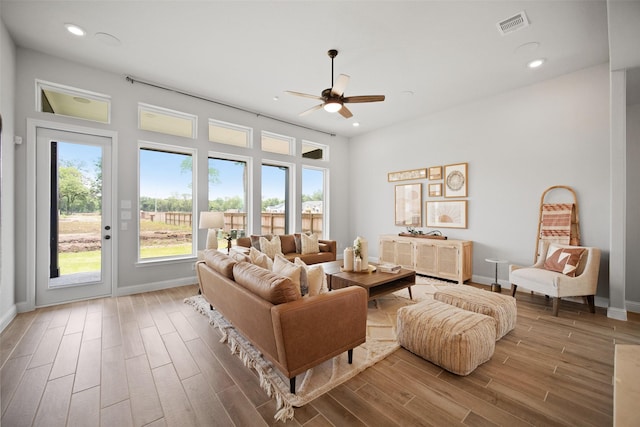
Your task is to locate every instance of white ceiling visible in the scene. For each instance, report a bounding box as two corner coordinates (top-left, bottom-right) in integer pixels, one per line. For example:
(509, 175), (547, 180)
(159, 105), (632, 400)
(1, 1), (612, 137)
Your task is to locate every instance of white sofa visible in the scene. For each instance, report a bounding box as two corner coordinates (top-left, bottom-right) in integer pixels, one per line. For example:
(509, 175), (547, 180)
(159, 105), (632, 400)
(509, 242), (601, 316)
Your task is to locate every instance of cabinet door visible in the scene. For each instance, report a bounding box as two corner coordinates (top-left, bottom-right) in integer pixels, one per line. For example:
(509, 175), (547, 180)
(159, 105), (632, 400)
(415, 242), (437, 274)
(395, 240), (414, 268)
(379, 239), (396, 264)
(437, 245), (459, 279)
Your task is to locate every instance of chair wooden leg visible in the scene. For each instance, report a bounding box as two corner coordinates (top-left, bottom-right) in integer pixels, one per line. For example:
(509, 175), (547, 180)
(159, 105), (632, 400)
(586, 295), (596, 313)
(552, 297), (560, 316)
(290, 377), (296, 394)
(511, 285), (517, 297)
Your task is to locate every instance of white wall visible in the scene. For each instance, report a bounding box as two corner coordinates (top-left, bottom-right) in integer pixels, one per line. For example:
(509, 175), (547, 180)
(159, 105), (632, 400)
(12, 48), (350, 307)
(0, 17), (17, 330)
(627, 102), (640, 304)
(349, 64), (616, 300)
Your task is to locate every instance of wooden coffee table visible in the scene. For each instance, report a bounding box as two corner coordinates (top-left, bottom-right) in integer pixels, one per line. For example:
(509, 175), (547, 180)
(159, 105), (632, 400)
(319, 261), (415, 301)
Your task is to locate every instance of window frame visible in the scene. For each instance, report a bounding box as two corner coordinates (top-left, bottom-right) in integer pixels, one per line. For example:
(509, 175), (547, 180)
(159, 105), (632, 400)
(35, 79), (112, 124)
(301, 165), (329, 238)
(137, 140), (198, 264)
(301, 140), (329, 161)
(261, 160), (296, 234)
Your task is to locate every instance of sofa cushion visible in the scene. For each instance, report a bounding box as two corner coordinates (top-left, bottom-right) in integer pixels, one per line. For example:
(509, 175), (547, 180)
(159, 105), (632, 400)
(294, 257), (327, 296)
(273, 254), (306, 296)
(232, 262), (300, 305)
(203, 250), (236, 279)
(249, 247), (273, 270)
(280, 234), (296, 254)
(543, 245), (586, 277)
(260, 235), (283, 259)
(250, 234), (272, 250)
(301, 233), (319, 254)
(319, 242), (330, 252)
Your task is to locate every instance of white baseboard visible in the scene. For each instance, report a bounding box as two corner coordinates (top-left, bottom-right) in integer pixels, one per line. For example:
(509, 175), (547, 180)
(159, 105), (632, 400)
(0, 304), (18, 333)
(471, 274), (513, 289)
(625, 300), (640, 314)
(115, 275), (198, 296)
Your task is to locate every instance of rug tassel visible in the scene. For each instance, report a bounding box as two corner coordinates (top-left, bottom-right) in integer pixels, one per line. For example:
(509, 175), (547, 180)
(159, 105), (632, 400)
(274, 403), (294, 422)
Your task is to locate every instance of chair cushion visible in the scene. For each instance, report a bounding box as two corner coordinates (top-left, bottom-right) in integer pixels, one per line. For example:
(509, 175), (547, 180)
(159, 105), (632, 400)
(543, 245), (586, 277)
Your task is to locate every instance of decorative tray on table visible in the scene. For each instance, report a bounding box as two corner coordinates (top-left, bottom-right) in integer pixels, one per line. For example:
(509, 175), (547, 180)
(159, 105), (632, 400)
(340, 265), (377, 273)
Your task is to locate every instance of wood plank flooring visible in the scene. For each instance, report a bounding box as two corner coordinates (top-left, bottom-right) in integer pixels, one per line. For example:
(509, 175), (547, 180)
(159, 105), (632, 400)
(1, 284), (639, 426)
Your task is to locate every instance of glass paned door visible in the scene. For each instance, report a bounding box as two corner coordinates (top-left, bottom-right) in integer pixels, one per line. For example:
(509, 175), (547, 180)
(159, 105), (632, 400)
(36, 128), (113, 306)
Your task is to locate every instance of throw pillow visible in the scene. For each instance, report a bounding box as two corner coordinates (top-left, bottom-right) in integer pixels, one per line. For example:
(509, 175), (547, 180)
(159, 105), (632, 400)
(301, 233), (319, 255)
(294, 257), (327, 296)
(294, 233), (302, 254)
(543, 245), (586, 277)
(230, 251), (251, 264)
(260, 235), (283, 259)
(249, 246), (273, 270)
(273, 254), (305, 296)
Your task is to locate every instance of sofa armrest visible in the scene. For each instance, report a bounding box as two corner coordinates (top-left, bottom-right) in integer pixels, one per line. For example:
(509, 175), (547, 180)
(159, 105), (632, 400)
(270, 286), (367, 378)
(318, 239), (337, 255)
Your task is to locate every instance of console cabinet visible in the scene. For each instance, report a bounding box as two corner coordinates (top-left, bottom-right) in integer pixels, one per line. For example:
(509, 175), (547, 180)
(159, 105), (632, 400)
(379, 235), (473, 284)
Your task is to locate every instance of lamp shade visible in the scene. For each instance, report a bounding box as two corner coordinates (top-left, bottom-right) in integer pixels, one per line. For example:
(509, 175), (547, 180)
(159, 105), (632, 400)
(199, 211), (224, 229)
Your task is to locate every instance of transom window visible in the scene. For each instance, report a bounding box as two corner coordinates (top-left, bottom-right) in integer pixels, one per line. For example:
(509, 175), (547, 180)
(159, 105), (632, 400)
(36, 79), (111, 124)
(209, 119), (252, 148)
(301, 140), (328, 161)
(138, 103), (197, 139)
(261, 131), (294, 155)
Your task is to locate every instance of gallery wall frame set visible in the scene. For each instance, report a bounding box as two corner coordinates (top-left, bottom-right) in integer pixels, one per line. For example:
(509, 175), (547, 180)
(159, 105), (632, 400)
(388, 168), (427, 182)
(426, 200), (467, 229)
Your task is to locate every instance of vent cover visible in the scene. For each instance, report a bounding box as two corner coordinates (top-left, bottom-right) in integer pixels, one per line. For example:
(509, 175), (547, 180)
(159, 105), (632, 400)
(497, 11), (529, 35)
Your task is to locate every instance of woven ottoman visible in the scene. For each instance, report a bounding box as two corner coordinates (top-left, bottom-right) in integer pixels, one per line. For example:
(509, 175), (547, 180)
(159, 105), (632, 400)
(434, 286), (517, 340)
(397, 299), (496, 375)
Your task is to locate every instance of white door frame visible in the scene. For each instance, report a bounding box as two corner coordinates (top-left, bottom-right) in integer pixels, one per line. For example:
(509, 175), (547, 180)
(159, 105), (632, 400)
(24, 119), (118, 310)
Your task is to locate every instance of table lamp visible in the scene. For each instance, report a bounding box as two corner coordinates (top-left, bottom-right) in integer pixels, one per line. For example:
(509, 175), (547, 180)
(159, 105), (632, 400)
(199, 211), (225, 250)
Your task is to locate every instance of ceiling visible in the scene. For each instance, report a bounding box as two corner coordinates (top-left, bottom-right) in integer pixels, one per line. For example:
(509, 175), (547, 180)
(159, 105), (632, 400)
(1, 1), (612, 137)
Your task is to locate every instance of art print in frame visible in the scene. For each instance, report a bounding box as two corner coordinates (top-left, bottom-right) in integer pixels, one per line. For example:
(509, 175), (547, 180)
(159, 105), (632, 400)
(395, 183), (422, 227)
(426, 200), (467, 229)
(428, 183), (442, 197)
(388, 168), (427, 182)
(444, 162), (468, 198)
(428, 166), (442, 180)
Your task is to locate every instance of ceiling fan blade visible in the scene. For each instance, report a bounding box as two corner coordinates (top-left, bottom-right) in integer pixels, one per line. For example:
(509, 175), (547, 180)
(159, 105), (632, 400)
(339, 105), (353, 119)
(331, 74), (350, 97)
(299, 104), (324, 116)
(285, 90), (323, 101)
(343, 95), (386, 103)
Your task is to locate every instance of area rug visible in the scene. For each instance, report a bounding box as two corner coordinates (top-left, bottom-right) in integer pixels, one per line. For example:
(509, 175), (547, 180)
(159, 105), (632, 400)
(184, 276), (454, 421)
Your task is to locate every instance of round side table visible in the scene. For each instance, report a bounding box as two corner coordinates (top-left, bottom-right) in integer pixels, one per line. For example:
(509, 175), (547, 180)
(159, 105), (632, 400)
(485, 258), (508, 293)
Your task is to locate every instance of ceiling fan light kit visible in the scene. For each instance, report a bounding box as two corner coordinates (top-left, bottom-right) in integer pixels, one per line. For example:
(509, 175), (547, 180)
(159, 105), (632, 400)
(286, 49), (385, 119)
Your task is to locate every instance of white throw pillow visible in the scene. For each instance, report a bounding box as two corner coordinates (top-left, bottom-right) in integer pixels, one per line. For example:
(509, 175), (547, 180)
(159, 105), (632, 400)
(273, 254), (304, 296)
(294, 257), (327, 296)
(260, 235), (283, 259)
(249, 246), (273, 270)
(301, 233), (319, 255)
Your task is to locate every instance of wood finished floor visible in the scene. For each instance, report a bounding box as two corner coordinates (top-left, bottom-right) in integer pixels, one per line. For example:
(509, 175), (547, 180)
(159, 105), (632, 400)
(1, 284), (639, 427)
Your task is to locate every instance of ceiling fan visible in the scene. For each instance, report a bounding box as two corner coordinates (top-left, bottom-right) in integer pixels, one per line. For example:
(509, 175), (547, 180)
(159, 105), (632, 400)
(286, 49), (385, 119)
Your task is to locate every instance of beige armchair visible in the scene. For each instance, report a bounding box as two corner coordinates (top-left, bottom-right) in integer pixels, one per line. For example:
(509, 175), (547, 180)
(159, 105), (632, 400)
(509, 242), (601, 316)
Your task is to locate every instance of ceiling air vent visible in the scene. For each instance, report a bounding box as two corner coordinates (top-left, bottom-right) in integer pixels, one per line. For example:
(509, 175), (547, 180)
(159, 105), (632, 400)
(496, 11), (529, 36)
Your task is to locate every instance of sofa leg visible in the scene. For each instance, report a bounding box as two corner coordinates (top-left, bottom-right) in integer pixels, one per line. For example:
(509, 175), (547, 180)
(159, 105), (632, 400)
(511, 285), (517, 297)
(552, 297), (560, 316)
(348, 348), (353, 364)
(586, 295), (596, 313)
(210, 304), (214, 311)
(290, 377), (296, 394)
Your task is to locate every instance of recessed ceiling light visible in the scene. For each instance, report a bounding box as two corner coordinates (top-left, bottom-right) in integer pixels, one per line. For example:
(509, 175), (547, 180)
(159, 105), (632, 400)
(352, 122), (360, 127)
(527, 58), (545, 69)
(73, 96), (90, 104)
(273, 96), (279, 101)
(64, 24), (86, 37)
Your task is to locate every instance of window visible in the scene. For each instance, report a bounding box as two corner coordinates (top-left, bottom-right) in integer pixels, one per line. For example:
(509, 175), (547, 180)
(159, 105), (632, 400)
(301, 140), (328, 161)
(262, 164), (290, 234)
(138, 103), (197, 139)
(209, 119), (252, 148)
(139, 144), (195, 261)
(208, 155), (250, 244)
(302, 167), (326, 238)
(36, 79), (111, 123)
(261, 131), (294, 155)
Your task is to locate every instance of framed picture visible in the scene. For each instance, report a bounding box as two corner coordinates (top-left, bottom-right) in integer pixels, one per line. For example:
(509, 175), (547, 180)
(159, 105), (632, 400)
(428, 166), (442, 180)
(444, 163), (468, 198)
(388, 168), (427, 182)
(426, 200), (467, 229)
(395, 183), (422, 227)
(428, 183), (442, 197)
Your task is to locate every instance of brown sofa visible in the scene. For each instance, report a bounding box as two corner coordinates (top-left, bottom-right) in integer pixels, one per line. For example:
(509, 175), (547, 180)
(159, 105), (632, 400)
(236, 234), (337, 265)
(196, 250), (367, 393)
